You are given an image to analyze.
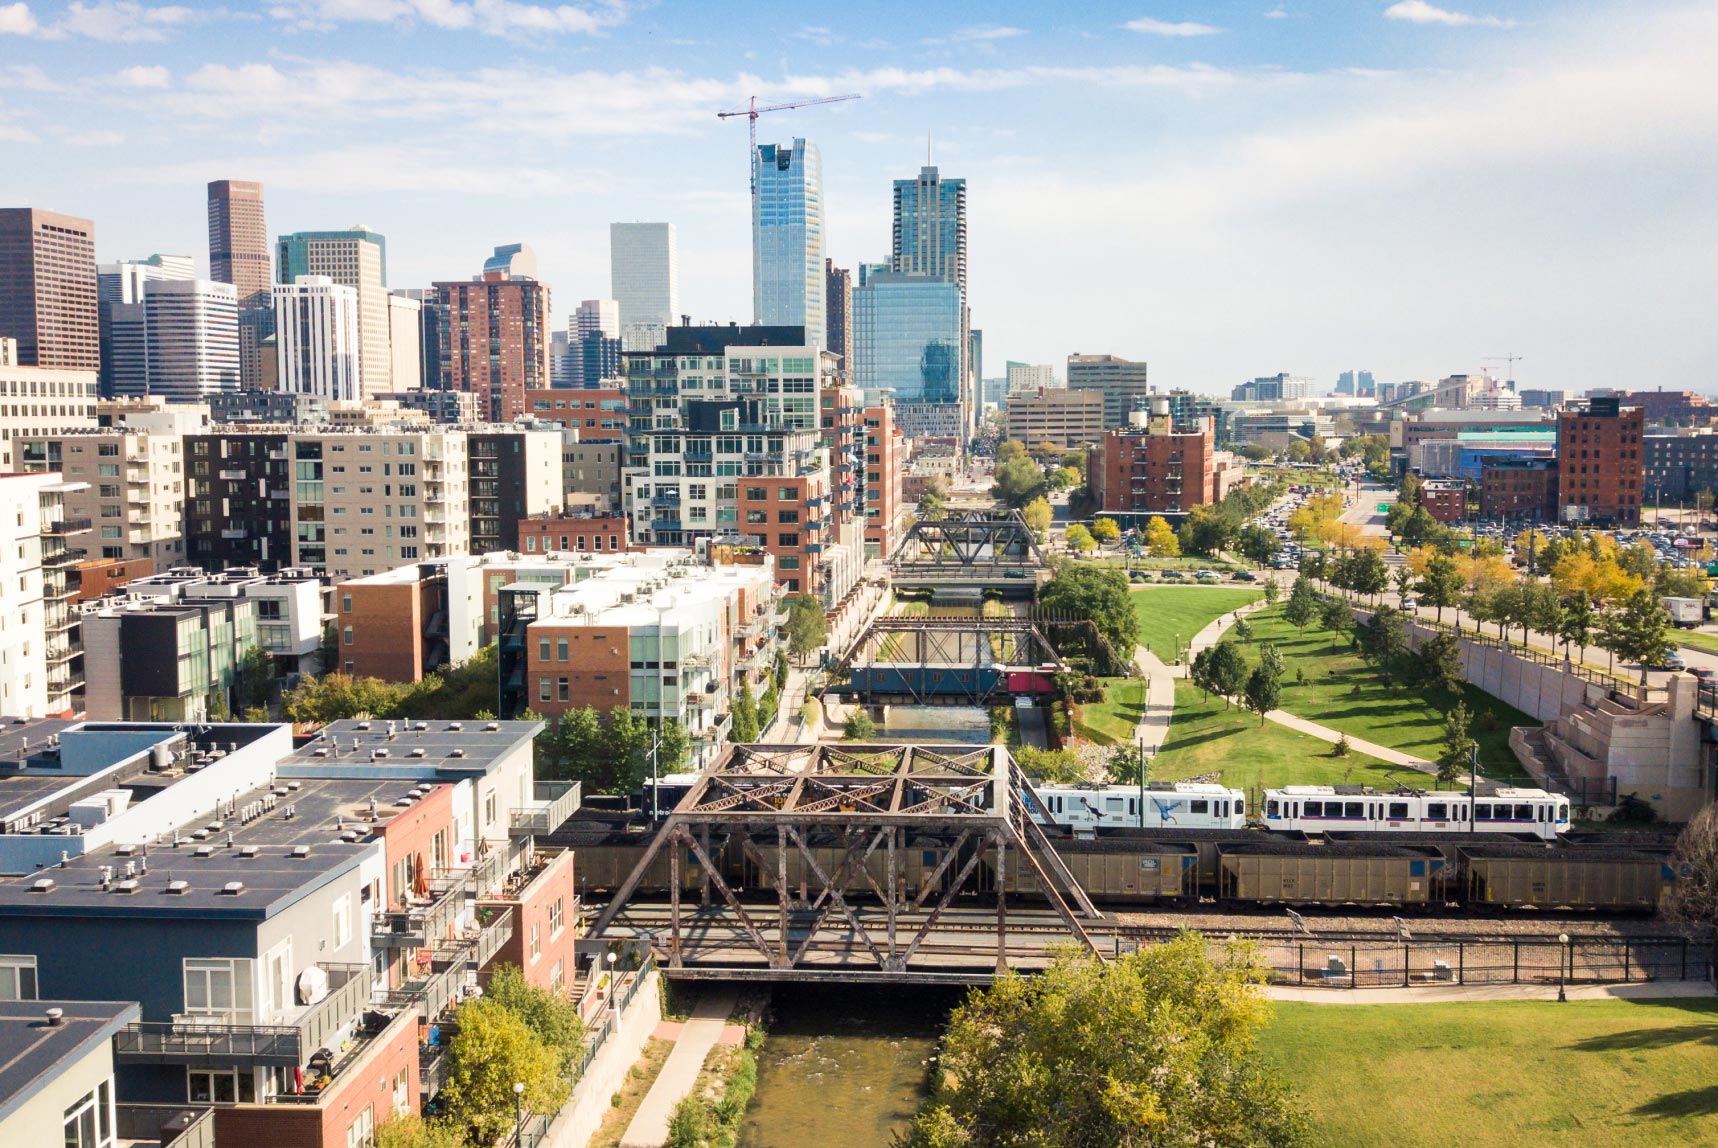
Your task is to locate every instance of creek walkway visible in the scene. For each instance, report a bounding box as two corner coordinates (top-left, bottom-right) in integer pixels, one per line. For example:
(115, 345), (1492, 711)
(619, 989), (739, 1148)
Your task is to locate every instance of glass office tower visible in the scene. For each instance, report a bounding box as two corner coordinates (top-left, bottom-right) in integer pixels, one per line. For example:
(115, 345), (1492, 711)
(852, 271), (962, 404)
(753, 138), (826, 350)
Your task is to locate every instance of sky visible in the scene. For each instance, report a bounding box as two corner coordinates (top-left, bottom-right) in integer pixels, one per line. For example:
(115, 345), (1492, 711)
(1, 0), (1713, 397)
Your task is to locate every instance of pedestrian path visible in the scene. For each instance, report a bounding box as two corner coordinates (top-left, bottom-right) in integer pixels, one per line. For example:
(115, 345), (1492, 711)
(1261, 709), (1434, 770)
(1128, 599), (1272, 753)
(1268, 980), (1713, 1005)
(619, 988), (738, 1148)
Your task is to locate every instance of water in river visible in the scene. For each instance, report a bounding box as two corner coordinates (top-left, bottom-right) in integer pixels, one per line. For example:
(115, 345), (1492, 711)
(738, 985), (960, 1148)
(875, 705), (992, 746)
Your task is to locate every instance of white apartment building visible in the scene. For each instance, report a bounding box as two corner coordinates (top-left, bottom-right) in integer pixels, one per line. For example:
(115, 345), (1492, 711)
(388, 292), (423, 391)
(1005, 361), (1058, 395)
(274, 275), (362, 401)
(0, 472), (87, 717)
(610, 222), (678, 330)
(288, 428), (470, 580)
(14, 428), (186, 570)
(115, 278), (241, 402)
(0, 340), (98, 469)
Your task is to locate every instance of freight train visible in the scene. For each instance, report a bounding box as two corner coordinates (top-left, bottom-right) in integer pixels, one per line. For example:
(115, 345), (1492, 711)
(558, 821), (1672, 913)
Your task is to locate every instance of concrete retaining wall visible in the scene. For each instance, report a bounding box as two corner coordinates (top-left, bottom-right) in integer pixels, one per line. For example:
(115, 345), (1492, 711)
(544, 972), (664, 1148)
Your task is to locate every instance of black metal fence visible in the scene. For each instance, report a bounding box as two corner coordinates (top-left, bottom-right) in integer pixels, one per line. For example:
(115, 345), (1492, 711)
(1266, 935), (1705, 989)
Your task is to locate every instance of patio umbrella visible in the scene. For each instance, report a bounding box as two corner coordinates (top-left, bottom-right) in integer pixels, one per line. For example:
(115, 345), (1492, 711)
(412, 852), (430, 900)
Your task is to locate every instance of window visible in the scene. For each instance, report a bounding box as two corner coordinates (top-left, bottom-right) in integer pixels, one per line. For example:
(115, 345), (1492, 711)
(63, 1080), (112, 1148)
(332, 894), (352, 950)
(1475, 803), (1492, 818)
(183, 958), (252, 1023)
(529, 923), (541, 961)
(188, 1067), (255, 1104)
(539, 677), (551, 702)
(393, 1068), (410, 1115)
(557, 677), (569, 702)
(1189, 800), (1208, 814)
(1303, 801), (1323, 816)
(485, 792), (497, 827)
(557, 638), (568, 661)
(343, 626), (354, 646)
(341, 594), (352, 613)
(346, 1105), (375, 1148)
(550, 958), (564, 992)
(1388, 802), (1409, 819)
(0, 955), (36, 1000)
(1426, 802), (1448, 820)
(548, 897), (564, 937)
(538, 638), (550, 661)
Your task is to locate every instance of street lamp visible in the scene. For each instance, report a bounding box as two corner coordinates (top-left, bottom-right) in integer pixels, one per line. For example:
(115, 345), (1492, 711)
(1557, 933), (1570, 1002)
(513, 1081), (526, 1144)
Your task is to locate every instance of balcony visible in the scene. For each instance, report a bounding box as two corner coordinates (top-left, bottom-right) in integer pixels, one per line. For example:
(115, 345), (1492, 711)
(219, 469), (246, 480)
(651, 492), (682, 508)
(221, 527), (249, 540)
(684, 691), (714, 709)
(43, 517), (91, 536)
(373, 877), (466, 950)
(693, 711), (734, 743)
(127, 489), (150, 505)
(471, 910), (514, 968)
(113, 964), (372, 1068)
(115, 1104), (216, 1148)
(509, 780), (582, 836)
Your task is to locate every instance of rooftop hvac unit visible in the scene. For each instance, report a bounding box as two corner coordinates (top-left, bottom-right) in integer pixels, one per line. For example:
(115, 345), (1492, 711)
(220, 882), (244, 896)
(409, 748), (427, 758)
(112, 880), (139, 895)
(239, 845), (259, 858)
(166, 880), (190, 895)
(449, 748), (465, 758)
(194, 846), (214, 858)
(29, 878), (54, 893)
(291, 845), (310, 858)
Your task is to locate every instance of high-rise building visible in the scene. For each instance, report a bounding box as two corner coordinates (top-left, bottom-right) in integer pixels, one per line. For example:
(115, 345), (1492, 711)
(207, 180), (270, 302)
(276, 227), (391, 395)
(1232, 372), (1318, 402)
(0, 340), (99, 469)
(103, 278), (239, 401)
(570, 299), (621, 387)
(576, 297), (621, 338)
(96, 255), (193, 396)
(550, 330), (573, 388)
(387, 292), (422, 392)
(1336, 369), (1357, 396)
(610, 223), (678, 331)
(273, 275), (362, 401)
(1005, 388), (1107, 449)
(753, 139), (826, 349)
(433, 247), (551, 422)
(1067, 353), (1151, 430)
(0, 208), (98, 371)
(969, 328), (983, 394)
(1006, 361), (1056, 395)
(1557, 396), (1645, 526)
(18, 424), (187, 572)
(0, 472), (88, 717)
(893, 163), (970, 431)
(825, 260), (853, 374)
(852, 271), (963, 439)
(467, 428), (562, 555)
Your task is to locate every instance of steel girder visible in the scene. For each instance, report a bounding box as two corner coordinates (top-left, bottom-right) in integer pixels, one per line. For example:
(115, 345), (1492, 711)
(889, 509), (1046, 571)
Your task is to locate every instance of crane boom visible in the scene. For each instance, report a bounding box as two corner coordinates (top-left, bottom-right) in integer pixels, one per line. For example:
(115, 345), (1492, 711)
(717, 93), (861, 196)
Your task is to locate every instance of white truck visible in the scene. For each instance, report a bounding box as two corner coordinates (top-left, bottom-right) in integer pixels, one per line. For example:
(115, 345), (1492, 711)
(1662, 596), (1704, 629)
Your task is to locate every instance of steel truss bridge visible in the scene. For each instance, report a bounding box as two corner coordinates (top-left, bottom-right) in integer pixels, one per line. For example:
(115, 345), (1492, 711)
(589, 743), (1102, 983)
(889, 510), (1048, 595)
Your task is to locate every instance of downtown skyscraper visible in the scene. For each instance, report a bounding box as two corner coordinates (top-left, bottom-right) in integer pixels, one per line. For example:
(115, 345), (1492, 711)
(889, 163), (971, 436)
(208, 180), (274, 390)
(610, 222), (677, 353)
(277, 226), (390, 395)
(753, 138), (825, 350)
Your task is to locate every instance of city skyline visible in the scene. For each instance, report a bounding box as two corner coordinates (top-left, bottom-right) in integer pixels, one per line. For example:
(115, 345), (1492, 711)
(0, 1), (1711, 394)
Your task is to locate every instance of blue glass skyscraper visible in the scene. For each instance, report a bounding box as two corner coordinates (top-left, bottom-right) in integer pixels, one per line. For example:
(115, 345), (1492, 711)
(852, 271), (963, 405)
(753, 138), (826, 350)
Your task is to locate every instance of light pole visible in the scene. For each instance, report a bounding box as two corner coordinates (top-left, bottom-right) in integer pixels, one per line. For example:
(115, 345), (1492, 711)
(1558, 932), (1570, 1002)
(513, 1080), (526, 1145)
(606, 950), (619, 1014)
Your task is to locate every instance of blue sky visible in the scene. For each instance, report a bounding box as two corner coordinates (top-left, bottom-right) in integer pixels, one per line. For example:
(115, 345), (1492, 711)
(1, 1), (1713, 396)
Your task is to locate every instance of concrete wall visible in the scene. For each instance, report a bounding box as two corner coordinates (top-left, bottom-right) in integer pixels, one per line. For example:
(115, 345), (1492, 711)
(543, 970), (663, 1148)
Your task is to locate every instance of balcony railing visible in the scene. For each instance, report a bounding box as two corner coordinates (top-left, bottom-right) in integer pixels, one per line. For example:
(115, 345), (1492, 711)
(43, 517), (92, 535)
(381, 958), (466, 1022)
(471, 911), (514, 968)
(508, 780), (582, 836)
(373, 878), (466, 950)
(113, 964), (372, 1068)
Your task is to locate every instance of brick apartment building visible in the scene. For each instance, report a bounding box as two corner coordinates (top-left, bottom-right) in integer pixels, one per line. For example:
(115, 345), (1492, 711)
(1557, 396), (1645, 525)
(1418, 478), (1469, 523)
(518, 514), (632, 554)
(1479, 457), (1558, 521)
(861, 402), (907, 559)
(1089, 411), (1215, 521)
(524, 387), (627, 440)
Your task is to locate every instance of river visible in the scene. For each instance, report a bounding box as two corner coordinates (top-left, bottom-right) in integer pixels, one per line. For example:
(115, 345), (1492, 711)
(874, 705), (992, 746)
(738, 985), (961, 1148)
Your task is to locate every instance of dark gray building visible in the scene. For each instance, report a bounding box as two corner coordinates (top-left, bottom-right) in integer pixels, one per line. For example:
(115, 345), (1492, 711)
(1645, 432), (1718, 501)
(185, 431), (293, 572)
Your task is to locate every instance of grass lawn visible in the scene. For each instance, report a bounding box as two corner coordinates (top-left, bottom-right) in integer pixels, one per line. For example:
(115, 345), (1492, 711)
(1130, 585), (1265, 660)
(1677, 630), (1718, 656)
(1151, 682), (1404, 790)
(1261, 998), (1718, 1148)
(1236, 605), (1534, 771)
(1071, 676), (1146, 744)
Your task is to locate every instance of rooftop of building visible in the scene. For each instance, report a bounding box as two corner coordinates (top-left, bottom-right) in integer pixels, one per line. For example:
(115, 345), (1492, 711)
(522, 554), (774, 630)
(0, 773), (450, 919)
(0, 1000), (140, 1125)
(338, 547), (696, 587)
(280, 718), (543, 782)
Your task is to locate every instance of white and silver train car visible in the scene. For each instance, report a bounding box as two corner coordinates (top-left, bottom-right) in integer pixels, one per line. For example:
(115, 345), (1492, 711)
(1262, 785), (1569, 841)
(1030, 782), (1248, 831)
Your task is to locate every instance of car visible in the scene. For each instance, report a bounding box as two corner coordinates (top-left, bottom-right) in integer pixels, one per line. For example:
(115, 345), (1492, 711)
(1231, 571), (1258, 582)
(1658, 652), (1687, 671)
(1195, 570), (1220, 581)
(1693, 667), (1718, 685)
(1003, 570), (1028, 579)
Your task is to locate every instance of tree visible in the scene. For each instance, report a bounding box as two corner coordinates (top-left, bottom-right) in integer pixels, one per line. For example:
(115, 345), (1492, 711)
(995, 439), (1028, 466)
(1619, 540), (1660, 582)
(1283, 576), (1317, 633)
(1032, 440), (1065, 463)
(484, 964), (586, 1079)
(842, 709), (876, 740)
(1417, 554), (1464, 625)
(1437, 701), (1476, 786)
(656, 717), (690, 775)
(1143, 515), (1180, 557)
(1048, 465), (1082, 492)
(1347, 548), (1390, 602)
(1243, 664), (1282, 726)
(1319, 597), (1352, 652)
(992, 456), (1048, 508)
(1414, 633), (1466, 700)
(1206, 642), (1249, 707)
(440, 998), (569, 1145)
(1258, 643), (1286, 679)
(237, 645), (276, 715)
(1606, 589), (1678, 684)
(900, 935), (1312, 1148)
(1238, 525), (1281, 568)
(1179, 505), (1237, 557)
(1263, 576), (1280, 605)
(1039, 564), (1138, 656)
(1021, 496), (1052, 537)
(376, 1115), (467, 1148)
(1558, 590), (1596, 659)
(1393, 565), (1415, 601)
(1665, 804), (1718, 946)
(731, 680), (760, 742)
(1231, 618), (1254, 643)
(1091, 517), (1121, 544)
(773, 648), (790, 692)
(1107, 744), (1145, 786)
(1360, 606), (1409, 671)
(1064, 523), (1096, 553)
(784, 593), (829, 663)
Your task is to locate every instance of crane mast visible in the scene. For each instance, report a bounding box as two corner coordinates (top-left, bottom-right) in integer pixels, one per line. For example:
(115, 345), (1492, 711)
(717, 93), (861, 196)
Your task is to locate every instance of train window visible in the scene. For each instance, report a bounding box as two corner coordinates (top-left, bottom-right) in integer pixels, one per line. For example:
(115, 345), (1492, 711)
(1129, 799), (1138, 816)
(1344, 802), (1363, 817)
(1427, 802), (1448, 819)
(1190, 800), (1209, 814)
(1475, 803), (1491, 818)
(1105, 799), (1124, 813)
(1050, 797), (1061, 814)
(1267, 799), (1279, 816)
(1303, 801), (1322, 816)
(1559, 803), (1569, 820)
(1235, 797), (1245, 815)
(1514, 804), (1532, 820)
(1388, 801), (1408, 818)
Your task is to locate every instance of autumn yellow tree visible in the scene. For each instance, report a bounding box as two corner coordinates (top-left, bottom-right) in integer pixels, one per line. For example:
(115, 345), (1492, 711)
(1143, 516), (1180, 556)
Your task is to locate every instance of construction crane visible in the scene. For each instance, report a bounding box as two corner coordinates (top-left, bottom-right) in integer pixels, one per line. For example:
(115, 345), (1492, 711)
(718, 94), (861, 196)
(1483, 353), (1524, 382)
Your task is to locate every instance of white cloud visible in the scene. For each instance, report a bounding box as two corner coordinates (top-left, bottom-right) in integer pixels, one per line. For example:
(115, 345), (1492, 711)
(1384, 1), (1516, 29)
(1125, 16), (1222, 36)
(269, 0), (629, 36)
(947, 24), (1025, 42)
(114, 64), (171, 87)
(0, 2), (35, 34)
(1265, 5), (1289, 17)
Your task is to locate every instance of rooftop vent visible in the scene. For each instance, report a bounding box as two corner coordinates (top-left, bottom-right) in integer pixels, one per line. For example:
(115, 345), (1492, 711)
(311, 748), (330, 758)
(356, 721), (372, 730)
(447, 722), (463, 732)
(372, 748), (390, 759)
(220, 881), (244, 896)
(291, 845), (310, 858)
(339, 831), (360, 843)
(394, 797), (414, 807)
(449, 748), (465, 759)
(287, 781), (302, 791)
(239, 845), (259, 858)
(409, 748), (427, 758)
(28, 877), (54, 893)
(115, 845), (138, 857)
(193, 845), (215, 858)
(484, 722), (500, 732)
(112, 879), (140, 894)
(165, 880), (190, 895)
(413, 722), (428, 732)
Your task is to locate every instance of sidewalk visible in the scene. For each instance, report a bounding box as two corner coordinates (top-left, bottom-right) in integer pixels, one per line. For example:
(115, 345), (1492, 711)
(619, 988), (739, 1148)
(1261, 709), (1434, 770)
(1268, 980), (1714, 1005)
(1129, 598), (1273, 753)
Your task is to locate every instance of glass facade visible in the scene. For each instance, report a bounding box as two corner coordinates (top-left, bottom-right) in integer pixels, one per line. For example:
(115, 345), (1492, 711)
(753, 139), (825, 349)
(852, 272), (962, 405)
